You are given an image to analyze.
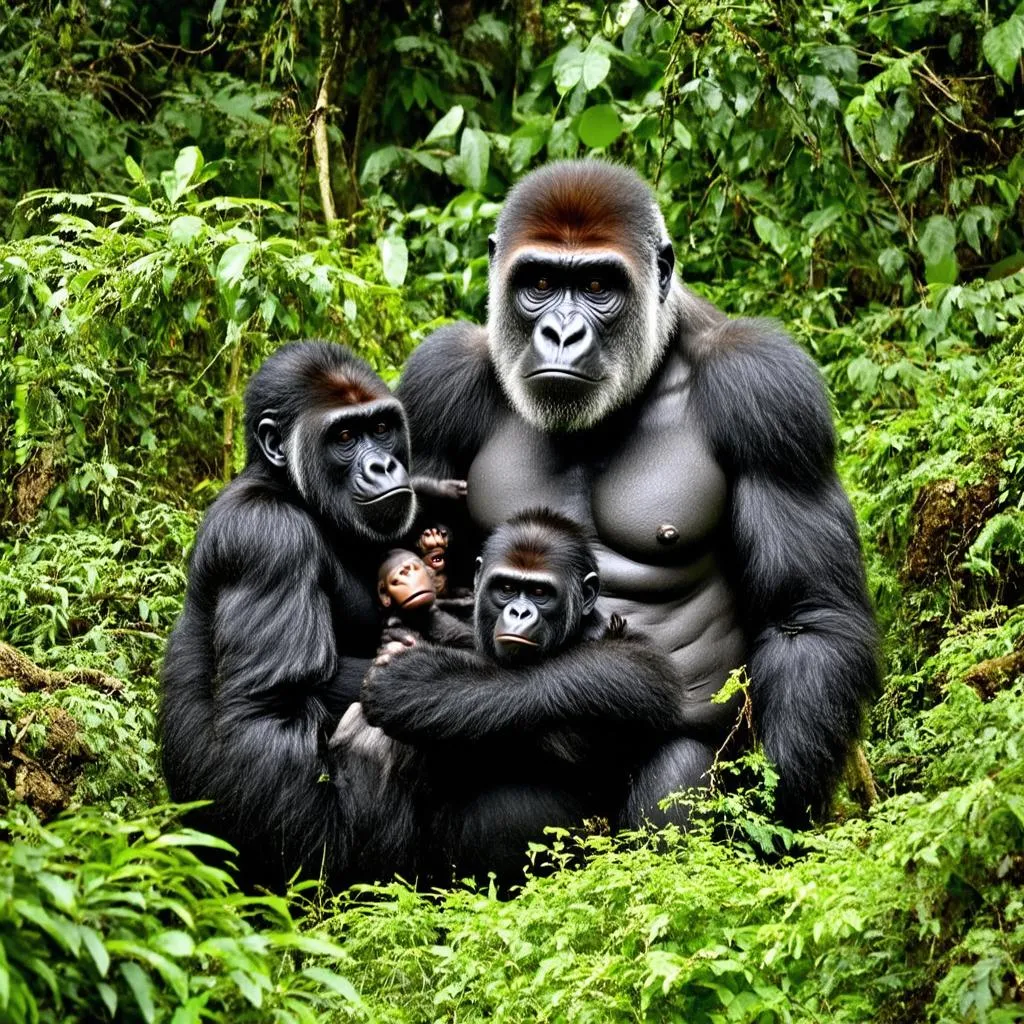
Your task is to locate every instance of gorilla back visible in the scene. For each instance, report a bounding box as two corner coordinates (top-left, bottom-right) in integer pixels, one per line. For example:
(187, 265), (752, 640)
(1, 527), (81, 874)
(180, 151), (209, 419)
(161, 340), (417, 889)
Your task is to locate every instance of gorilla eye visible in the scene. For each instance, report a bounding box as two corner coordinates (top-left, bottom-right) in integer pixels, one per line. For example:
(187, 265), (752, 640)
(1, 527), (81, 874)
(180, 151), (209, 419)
(586, 280), (604, 294)
(534, 277), (551, 291)
(337, 428), (353, 443)
(374, 421), (390, 435)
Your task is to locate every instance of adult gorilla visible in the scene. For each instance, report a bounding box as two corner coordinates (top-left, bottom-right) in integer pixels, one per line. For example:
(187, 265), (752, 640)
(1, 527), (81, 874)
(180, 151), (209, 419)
(161, 341), (419, 889)
(366, 161), (879, 829)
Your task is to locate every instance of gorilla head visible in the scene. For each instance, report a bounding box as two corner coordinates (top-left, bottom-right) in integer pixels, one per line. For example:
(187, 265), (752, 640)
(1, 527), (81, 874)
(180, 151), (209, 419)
(473, 508), (600, 664)
(244, 341), (416, 542)
(486, 161), (679, 433)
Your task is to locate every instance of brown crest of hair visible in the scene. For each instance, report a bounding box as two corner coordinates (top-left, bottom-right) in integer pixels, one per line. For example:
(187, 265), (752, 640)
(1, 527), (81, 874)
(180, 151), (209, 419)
(498, 162), (662, 264)
(313, 372), (383, 409)
(504, 545), (550, 574)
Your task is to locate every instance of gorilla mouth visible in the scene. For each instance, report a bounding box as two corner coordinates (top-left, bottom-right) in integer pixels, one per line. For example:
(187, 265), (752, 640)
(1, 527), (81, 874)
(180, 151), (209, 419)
(495, 634), (539, 647)
(524, 367), (604, 384)
(353, 486), (414, 505)
(400, 590), (435, 609)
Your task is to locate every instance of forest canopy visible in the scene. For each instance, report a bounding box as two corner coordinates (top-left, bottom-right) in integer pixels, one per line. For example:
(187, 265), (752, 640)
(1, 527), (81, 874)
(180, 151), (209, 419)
(1, 1), (1023, 1021)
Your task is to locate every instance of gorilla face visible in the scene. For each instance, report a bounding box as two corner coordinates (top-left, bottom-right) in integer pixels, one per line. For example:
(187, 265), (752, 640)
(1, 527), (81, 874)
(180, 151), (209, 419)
(260, 397), (417, 544)
(474, 510), (600, 664)
(486, 162), (678, 434)
(490, 249), (667, 432)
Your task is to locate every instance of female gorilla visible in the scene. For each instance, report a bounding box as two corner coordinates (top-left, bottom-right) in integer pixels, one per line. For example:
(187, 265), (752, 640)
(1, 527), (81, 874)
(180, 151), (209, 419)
(161, 341), (420, 889)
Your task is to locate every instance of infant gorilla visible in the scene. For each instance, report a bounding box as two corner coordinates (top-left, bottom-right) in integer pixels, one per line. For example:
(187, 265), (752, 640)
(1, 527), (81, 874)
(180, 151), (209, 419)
(331, 508), (680, 888)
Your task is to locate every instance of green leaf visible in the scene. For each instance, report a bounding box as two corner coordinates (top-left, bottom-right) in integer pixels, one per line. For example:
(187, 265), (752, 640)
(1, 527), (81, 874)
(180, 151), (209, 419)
(124, 155), (146, 185)
(508, 121), (548, 173)
(424, 105), (464, 144)
(577, 105), (623, 149)
(847, 355), (880, 394)
(460, 128), (490, 191)
(215, 242), (255, 290)
(753, 215), (790, 256)
(303, 967), (365, 1006)
(553, 45), (584, 94)
(151, 930), (195, 958)
(164, 147), (203, 205)
(120, 963), (156, 1024)
(168, 215), (205, 247)
(360, 146), (401, 187)
(877, 247), (906, 279)
(211, 0), (227, 25)
(81, 926), (110, 977)
(582, 47), (611, 91)
(917, 215), (956, 266)
(378, 236), (408, 287)
(230, 969), (264, 1008)
(982, 15), (1024, 84)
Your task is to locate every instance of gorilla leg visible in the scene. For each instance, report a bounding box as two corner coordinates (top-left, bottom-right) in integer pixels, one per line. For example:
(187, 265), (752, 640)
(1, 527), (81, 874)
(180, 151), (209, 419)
(435, 781), (589, 886)
(617, 736), (718, 829)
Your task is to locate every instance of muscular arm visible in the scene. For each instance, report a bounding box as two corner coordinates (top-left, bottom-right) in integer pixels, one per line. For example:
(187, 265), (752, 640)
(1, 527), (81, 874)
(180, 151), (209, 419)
(360, 633), (682, 745)
(691, 320), (880, 826)
(161, 491), (359, 885)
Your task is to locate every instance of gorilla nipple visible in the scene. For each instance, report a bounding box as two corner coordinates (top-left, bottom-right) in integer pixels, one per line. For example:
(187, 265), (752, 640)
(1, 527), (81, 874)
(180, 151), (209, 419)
(656, 524), (680, 545)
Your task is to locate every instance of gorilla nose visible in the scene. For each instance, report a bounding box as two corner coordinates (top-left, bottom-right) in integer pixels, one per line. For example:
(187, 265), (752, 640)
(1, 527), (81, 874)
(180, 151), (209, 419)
(506, 599), (538, 623)
(533, 311), (594, 366)
(354, 450), (411, 502)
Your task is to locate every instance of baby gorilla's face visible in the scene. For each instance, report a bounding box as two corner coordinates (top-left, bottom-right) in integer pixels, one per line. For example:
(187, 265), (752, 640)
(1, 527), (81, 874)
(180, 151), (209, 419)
(382, 555), (436, 610)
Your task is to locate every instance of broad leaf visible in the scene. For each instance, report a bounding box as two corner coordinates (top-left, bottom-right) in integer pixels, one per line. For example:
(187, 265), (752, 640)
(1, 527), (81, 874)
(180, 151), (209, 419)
(578, 105), (623, 149)
(460, 128), (490, 191)
(425, 105), (464, 144)
(379, 236), (408, 287)
(982, 15), (1024, 84)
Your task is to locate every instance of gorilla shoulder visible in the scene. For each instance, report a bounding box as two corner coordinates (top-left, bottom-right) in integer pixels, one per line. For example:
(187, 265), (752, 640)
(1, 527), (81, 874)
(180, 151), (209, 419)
(397, 323), (504, 479)
(189, 476), (328, 586)
(685, 317), (837, 483)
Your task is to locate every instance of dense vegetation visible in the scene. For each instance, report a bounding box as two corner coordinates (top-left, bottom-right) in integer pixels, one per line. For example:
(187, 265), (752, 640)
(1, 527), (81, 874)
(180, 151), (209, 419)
(1, 0), (1023, 1019)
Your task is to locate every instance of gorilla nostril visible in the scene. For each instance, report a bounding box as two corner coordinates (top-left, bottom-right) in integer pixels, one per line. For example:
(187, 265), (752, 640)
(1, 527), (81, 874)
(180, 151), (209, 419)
(563, 323), (587, 348)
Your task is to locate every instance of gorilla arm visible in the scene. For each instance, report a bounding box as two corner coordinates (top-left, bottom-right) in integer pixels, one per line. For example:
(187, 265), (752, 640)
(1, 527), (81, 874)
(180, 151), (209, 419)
(161, 497), (365, 884)
(360, 632), (682, 745)
(690, 320), (880, 826)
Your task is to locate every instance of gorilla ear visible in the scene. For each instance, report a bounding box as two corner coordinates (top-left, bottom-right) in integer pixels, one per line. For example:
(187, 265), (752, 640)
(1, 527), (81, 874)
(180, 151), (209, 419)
(581, 571), (600, 614)
(256, 415), (286, 469)
(487, 234), (497, 262)
(657, 242), (675, 302)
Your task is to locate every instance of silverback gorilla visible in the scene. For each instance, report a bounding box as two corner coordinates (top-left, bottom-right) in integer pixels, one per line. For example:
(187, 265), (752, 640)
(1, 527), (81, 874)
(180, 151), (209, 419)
(365, 160), (880, 829)
(161, 341), (420, 888)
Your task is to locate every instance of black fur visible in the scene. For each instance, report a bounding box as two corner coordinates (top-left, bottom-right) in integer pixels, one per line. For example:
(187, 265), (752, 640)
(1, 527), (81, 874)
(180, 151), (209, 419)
(160, 341), (415, 889)
(349, 511), (680, 885)
(688, 320), (880, 823)
(394, 161), (879, 831)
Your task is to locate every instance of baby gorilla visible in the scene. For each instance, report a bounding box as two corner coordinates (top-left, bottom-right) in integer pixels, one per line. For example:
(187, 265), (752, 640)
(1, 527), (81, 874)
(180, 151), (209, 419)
(332, 509), (679, 888)
(376, 548), (473, 647)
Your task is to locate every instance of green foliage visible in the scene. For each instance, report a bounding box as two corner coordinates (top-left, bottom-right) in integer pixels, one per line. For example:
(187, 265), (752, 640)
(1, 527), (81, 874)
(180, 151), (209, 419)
(2, 1), (1024, 1021)
(0, 807), (363, 1023)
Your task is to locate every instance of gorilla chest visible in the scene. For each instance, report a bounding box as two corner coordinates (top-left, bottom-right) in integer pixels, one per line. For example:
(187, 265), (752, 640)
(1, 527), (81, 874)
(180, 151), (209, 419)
(467, 389), (727, 564)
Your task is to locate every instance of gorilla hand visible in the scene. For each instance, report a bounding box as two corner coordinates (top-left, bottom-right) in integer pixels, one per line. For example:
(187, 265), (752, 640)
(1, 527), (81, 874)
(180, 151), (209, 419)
(411, 476), (468, 501)
(380, 615), (422, 651)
